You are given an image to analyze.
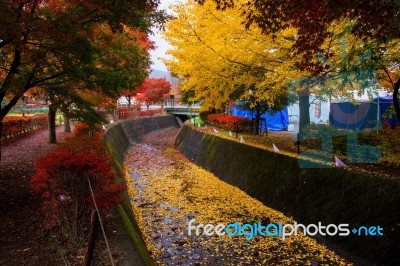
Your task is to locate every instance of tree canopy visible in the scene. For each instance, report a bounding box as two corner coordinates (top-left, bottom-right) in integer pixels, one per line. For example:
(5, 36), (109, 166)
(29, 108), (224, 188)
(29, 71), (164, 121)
(197, 0), (400, 121)
(164, 0), (400, 124)
(135, 78), (172, 105)
(0, 0), (165, 121)
(199, 0), (400, 65)
(164, 0), (303, 111)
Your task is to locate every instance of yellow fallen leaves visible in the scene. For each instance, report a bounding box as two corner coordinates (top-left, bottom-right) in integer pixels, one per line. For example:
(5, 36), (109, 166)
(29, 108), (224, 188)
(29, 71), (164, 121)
(124, 129), (352, 265)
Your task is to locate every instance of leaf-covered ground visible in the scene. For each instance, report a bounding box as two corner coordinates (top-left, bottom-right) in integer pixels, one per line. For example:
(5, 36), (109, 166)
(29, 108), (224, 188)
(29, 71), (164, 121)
(125, 127), (352, 265)
(0, 127), (72, 265)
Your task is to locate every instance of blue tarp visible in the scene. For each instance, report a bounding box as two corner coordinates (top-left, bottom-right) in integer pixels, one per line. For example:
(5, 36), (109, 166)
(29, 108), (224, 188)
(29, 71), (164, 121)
(329, 96), (397, 130)
(231, 105), (289, 131)
(329, 101), (379, 130)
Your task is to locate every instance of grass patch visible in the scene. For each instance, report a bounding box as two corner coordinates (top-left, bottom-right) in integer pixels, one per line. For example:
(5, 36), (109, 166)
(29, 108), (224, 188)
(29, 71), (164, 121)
(163, 147), (175, 156)
(187, 116), (203, 126)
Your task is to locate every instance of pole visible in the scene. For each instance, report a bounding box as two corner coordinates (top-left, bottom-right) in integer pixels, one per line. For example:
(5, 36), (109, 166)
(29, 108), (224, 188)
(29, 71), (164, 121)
(84, 210), (98, 266)
(297, 133), (300, 154)
(0, 121), (2, 161)
(377, 96), (380, 133)
(235, 123), (239, 138)
(88, 179), (115, 266)
(169, 95), (175, 115)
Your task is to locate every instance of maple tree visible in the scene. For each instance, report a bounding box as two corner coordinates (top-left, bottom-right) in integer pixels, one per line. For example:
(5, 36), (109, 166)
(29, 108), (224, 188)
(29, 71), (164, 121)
(135, 78), (172, 109)
(0, 0), (165, 155)
(120, 29), (156, 110)
(0, 0), (162, 118)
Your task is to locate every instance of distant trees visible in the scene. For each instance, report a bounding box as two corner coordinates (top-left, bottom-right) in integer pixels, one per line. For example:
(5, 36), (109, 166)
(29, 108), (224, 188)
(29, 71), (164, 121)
(135, 78), (172, 109)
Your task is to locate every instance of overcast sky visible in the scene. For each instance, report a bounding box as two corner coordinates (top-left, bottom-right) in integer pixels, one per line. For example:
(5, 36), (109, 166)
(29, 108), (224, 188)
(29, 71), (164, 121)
(149, 0), (177, 72)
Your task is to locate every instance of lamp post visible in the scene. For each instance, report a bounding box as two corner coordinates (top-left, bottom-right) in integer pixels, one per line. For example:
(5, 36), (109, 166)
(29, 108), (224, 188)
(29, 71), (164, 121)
(169, 95), (175, 115)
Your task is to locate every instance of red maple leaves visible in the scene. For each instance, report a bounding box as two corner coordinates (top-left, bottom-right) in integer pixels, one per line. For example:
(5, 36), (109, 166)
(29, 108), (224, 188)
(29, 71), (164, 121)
(31, 126), (124, 233)
(207, 114), (250, 131)
(134, 78), (172, 104)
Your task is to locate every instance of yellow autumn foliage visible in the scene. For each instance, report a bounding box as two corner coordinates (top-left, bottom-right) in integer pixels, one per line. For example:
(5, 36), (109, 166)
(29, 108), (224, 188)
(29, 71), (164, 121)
(163, 0), (305, 110)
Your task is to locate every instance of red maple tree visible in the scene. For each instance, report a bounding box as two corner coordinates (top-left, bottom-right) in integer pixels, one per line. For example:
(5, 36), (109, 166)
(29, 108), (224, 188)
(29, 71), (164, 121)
(31, 134), (125, 238)
(135, 78), (172, 109)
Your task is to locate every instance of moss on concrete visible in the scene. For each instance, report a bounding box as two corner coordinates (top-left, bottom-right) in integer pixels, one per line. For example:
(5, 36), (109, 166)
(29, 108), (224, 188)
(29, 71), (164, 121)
(102, 116), (179, 266)
(118, 204), (154, 266)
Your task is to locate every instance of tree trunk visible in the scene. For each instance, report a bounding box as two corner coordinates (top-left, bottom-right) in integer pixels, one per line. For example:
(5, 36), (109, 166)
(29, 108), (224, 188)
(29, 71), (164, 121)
(63, 113), (71, 132)
(255, 102), (261, 135)
(394, 78), (400, 123)
(298, 89), (311, 132)
(127, 95), (132, 111)
(0, 121), (3, 161)
(48, 106), (57, 143)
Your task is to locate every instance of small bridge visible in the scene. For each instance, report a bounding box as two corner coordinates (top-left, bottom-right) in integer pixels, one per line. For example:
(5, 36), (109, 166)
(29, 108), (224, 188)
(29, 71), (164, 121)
(164, 105), (200, 116)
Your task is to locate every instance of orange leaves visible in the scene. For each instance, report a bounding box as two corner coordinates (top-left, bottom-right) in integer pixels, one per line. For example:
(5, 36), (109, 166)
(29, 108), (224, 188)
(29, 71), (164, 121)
(123, 24), (155, 50)
(72, 122), (103, 139)
(135, 78), (172, 103)
(3, 113), (47, 123)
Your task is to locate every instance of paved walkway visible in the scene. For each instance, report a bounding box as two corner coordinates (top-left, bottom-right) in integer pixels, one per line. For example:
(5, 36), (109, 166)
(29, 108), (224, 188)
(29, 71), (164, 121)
(0, 126), (72, 265)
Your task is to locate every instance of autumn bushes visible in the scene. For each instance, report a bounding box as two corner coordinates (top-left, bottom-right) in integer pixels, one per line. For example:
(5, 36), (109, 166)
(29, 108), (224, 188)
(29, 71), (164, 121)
(1, 114), (47, 142)
(207, 113), (250, 131)
(31, 123), (124, 252)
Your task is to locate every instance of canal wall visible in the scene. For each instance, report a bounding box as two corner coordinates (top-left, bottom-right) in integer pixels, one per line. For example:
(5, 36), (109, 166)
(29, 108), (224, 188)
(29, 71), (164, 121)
(175, 125), (400, 265)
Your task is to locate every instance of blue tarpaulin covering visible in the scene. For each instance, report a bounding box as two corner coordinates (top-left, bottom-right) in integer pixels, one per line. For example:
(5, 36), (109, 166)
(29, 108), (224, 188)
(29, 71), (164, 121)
(329, 96), (397, 130)
(329, 101), (379, 130)
(231, 105), (289, 131)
